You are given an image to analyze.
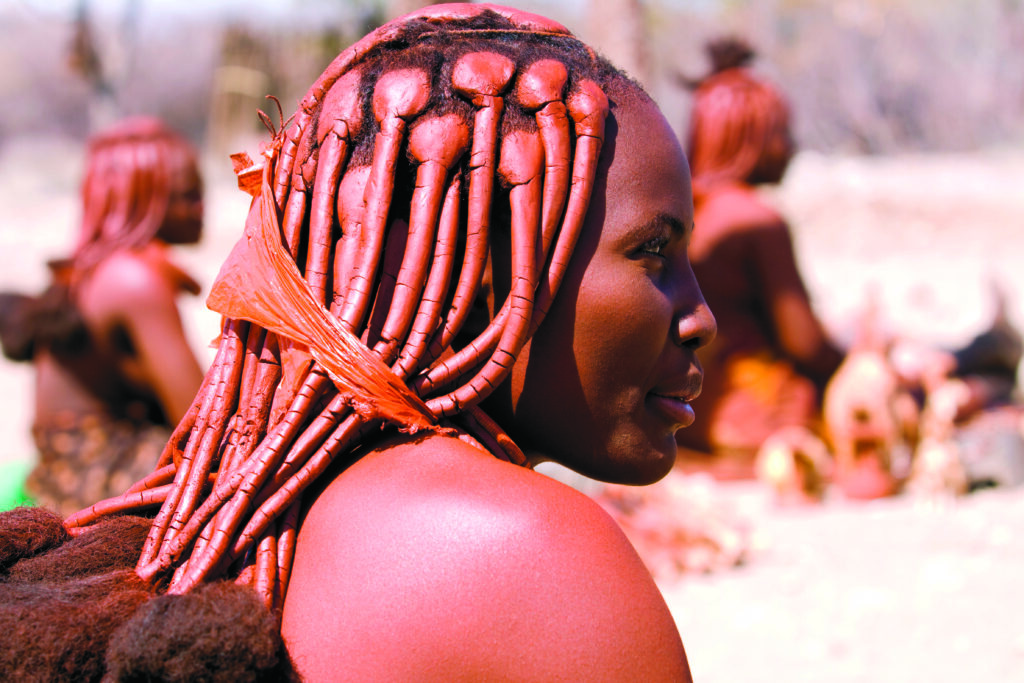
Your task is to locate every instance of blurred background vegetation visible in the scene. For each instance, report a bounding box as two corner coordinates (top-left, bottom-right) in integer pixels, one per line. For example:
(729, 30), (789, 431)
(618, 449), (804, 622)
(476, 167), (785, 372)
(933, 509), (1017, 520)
(2, 0), (1022, 156)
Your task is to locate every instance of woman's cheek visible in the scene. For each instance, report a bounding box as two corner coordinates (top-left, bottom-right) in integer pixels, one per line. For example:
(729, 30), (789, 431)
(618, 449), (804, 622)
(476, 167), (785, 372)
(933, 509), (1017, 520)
(576, 275), (668, 380)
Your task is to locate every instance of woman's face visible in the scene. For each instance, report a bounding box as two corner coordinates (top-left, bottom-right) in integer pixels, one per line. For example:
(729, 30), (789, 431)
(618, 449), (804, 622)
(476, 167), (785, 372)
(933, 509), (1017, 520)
(492, 94), (717, 484)
(751, 112), (794, 185)
(159, 161), (204, 245)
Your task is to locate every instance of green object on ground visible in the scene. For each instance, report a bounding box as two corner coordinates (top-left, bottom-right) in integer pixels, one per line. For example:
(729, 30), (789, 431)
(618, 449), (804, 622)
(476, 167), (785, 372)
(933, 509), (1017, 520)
(0, 460), (34, 511)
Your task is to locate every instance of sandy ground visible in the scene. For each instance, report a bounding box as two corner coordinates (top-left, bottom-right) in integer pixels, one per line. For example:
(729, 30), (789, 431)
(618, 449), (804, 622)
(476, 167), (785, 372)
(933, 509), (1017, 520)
(778, 150), (1024, 356)
(662, 481), (1024, 682)
(1, 138), (1022, 680)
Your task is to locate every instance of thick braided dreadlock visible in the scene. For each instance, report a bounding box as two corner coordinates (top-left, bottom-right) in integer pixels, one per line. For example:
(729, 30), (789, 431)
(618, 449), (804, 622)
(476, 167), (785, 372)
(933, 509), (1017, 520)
(60, 4), (641, 618)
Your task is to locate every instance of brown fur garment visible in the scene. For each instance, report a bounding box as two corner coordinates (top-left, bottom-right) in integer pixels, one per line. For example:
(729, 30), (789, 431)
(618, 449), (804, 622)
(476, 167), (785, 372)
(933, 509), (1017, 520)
(0, 508), (155, 681)
(0, 507), (294, 682)
(0, 569), (154, 682)
(104, 580), (296, 682)
(5, 514), (151, 583)
(0, 506), (70, 573)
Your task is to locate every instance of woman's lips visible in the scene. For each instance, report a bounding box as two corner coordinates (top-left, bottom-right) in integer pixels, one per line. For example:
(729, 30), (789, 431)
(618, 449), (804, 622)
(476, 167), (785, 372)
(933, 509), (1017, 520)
(648, 371), (702, 429)
(648, 392), (697, 429)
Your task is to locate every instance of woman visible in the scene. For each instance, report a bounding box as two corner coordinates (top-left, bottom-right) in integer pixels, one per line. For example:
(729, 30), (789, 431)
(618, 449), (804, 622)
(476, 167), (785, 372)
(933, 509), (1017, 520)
(0, 6), (713, 680)
(0, 117), (204, 516)
(675, 38), (842, 479)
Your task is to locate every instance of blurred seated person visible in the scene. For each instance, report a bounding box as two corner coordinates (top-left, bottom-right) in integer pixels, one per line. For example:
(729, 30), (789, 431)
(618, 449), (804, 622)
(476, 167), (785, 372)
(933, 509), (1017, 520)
(0, 118), (205, 516)
(675, 38), (843, 479)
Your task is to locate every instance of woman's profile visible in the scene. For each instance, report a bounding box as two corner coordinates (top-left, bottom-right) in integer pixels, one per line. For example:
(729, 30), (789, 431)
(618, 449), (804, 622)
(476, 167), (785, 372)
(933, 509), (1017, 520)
(0, 6), (713, 680)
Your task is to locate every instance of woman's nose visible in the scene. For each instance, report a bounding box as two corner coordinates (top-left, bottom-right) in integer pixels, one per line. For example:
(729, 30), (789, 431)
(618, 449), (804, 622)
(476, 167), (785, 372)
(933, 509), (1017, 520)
(677, 301), (716, 351)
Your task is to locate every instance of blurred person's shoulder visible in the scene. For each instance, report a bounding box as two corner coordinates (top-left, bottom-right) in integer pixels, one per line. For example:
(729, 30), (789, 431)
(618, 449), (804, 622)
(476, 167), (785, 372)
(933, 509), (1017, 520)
(698, 182), (786, 236)
(82, 245), (195, 316)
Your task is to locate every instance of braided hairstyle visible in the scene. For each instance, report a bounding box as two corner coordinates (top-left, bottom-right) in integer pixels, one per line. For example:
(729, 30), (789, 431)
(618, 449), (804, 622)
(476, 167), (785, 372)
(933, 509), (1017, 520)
(73, 116), (201, 274)
(685, 37), (793, 197)
(61, 4), (644, 616)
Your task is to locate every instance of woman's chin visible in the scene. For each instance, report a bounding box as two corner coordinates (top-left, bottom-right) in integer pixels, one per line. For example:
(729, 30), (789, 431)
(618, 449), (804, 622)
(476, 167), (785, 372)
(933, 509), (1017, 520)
(576, 444), (677, 486)
(626, 452), (677, 485)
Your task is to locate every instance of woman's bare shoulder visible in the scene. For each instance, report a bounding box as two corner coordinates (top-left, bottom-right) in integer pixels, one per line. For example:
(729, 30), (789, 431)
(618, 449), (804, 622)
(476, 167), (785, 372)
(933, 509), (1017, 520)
(80, 249), (178, 315)
(699, 183), (785, 232)
(282, 431), (691, 682)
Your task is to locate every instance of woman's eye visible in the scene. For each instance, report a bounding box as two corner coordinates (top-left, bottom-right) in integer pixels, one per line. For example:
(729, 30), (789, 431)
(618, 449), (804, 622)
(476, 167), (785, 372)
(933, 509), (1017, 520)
(639, 237), (668, 256)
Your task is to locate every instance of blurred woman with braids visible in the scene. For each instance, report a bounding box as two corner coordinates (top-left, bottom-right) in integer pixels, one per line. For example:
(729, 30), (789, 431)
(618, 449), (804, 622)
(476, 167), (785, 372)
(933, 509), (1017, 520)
(0, 117), (204, 516)
(674, 38), (843, 481)
(0, 5), (713, 680)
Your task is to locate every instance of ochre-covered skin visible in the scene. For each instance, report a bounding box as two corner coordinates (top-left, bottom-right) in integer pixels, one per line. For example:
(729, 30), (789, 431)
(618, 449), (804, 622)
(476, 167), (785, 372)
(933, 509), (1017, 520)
(44, 5), (714, 680)
(676, 49), (842, 479)
(286, 433), (693, 681)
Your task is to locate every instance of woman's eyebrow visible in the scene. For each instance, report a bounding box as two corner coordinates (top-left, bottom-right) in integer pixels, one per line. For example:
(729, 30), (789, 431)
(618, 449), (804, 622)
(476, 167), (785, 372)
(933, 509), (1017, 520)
(645, 213), (688, 238)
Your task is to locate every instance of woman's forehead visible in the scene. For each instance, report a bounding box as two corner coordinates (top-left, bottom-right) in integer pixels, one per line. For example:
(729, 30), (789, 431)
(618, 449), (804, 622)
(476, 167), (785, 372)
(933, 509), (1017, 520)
(602, 98), (692, 213)
(573, 95), (693, 254)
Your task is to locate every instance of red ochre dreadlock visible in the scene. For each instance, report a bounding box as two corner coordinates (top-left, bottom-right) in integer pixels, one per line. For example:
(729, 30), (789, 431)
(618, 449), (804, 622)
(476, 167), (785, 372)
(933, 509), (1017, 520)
(59, 4), (636, 617)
